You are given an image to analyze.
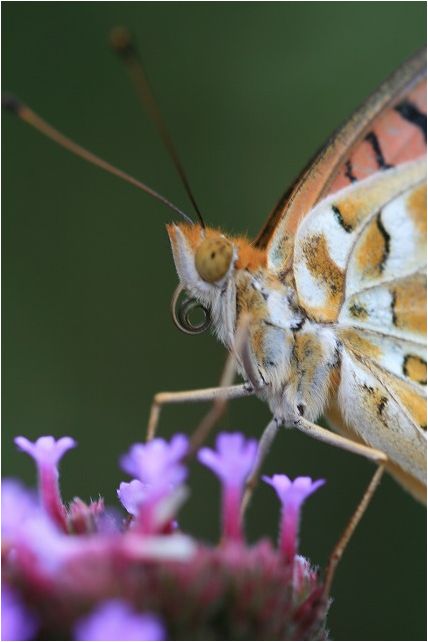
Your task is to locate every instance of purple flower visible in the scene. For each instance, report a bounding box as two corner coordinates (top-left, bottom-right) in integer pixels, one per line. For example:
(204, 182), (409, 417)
(4, 431), (330, 640)
(198, 433), (257, 541)
(14, 435), (76, 466)
(120, 435), (188, 488)
(1, 584), (39, 641)
(118, 480), (187, 534)
(2, 479), (38, 540)
(74, 600), (165, 641)
(15, 436), (76, 531)
(198, 433), (257, 487)
(118, 480), (148, 517)
(2, 478), (76, 573)
(119, 436), (189, 534)
(263, 475), (325, 564)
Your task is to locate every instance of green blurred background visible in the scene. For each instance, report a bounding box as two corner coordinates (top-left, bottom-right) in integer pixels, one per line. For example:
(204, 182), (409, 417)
(3, 3), (426, 640)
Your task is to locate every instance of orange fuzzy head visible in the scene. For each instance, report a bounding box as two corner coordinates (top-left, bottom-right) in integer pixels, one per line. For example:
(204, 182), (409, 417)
(166, 223), (266, 299)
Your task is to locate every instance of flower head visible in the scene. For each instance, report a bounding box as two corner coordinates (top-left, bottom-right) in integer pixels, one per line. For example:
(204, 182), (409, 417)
(74, 600), (165, 641)
(118, 479), (185, 535)
(263, 474), (325, 508)
(198, 432), (257, 487)
(120, 435), (188, 487)
(14, 436), (76, 467)
(198, 432), (258, 542)
(119, 436), (189, 535)
(14, 436), (76, 531)
(5, 431), (330, 640)
(118, 479), (148, 517)
(263, 474), (325, 564)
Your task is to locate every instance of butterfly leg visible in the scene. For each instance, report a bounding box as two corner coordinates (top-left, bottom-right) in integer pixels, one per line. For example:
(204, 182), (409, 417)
(294, 415), (388, 595)
(293, 416), (387, 464)
(146, 382), (253, 441)
(241, 416), (280, 516)
(323, 464), (384, 598)
(147, 312), (258, 445)
(187, 312), (272, 454)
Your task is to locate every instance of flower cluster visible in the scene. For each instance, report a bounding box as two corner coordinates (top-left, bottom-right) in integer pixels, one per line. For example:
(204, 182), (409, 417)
(2, 431), (329, 640)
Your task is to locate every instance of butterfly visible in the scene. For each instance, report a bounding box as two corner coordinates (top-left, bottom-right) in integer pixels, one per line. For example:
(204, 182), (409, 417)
(4, 40), (426, 584)
(164, 48), (427, 509)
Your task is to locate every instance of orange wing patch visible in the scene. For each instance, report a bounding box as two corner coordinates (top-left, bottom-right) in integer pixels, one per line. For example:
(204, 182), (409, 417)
(301, 233), (345, 321)
(407, 182), (427, 236)
(354, 214), (389, 280)
(339, 328), (381, 360)
(403, 355), (427, 385)
(391, 273), (426, 338)
(371, 365), (427, 432)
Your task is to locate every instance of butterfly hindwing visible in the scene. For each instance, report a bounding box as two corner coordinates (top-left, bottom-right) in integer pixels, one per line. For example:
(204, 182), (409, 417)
(338, 347), (426, 485)
(291, 158), (426, 323)
(338, 328), (426, 390)
(340, 272), (426, 345)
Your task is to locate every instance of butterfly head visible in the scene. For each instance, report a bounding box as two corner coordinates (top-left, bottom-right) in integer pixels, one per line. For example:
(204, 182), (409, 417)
(167, 223), (236, 298)
(167, 222), (268, 337)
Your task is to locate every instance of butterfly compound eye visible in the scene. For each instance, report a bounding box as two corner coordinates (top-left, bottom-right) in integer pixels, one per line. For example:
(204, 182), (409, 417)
(195, 237), (233, 283)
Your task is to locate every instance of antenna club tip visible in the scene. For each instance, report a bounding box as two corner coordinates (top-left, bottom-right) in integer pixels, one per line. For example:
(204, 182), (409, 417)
(109, 26), (136, 58)
(2, 92), (24, 115)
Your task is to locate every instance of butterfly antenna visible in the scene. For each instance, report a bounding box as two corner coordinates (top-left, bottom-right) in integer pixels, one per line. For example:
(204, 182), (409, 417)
(110, 26), (206, 229)
(2, 93), (194, 225)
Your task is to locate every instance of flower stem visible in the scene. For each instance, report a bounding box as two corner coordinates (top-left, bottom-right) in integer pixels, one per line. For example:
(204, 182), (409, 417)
(39, 464), (67, 531)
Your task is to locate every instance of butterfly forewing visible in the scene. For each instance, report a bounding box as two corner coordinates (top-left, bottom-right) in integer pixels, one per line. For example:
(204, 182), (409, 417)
(329, 79), (426, 193)
(255, 49), (426, 250)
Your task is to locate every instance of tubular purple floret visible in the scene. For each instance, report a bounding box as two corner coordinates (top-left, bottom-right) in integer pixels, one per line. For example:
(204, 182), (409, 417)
(14, 436), (77, 531)
(263, 474), (325, 565)
(198, 432), (258, 541)
(118, 435), (189, 534)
